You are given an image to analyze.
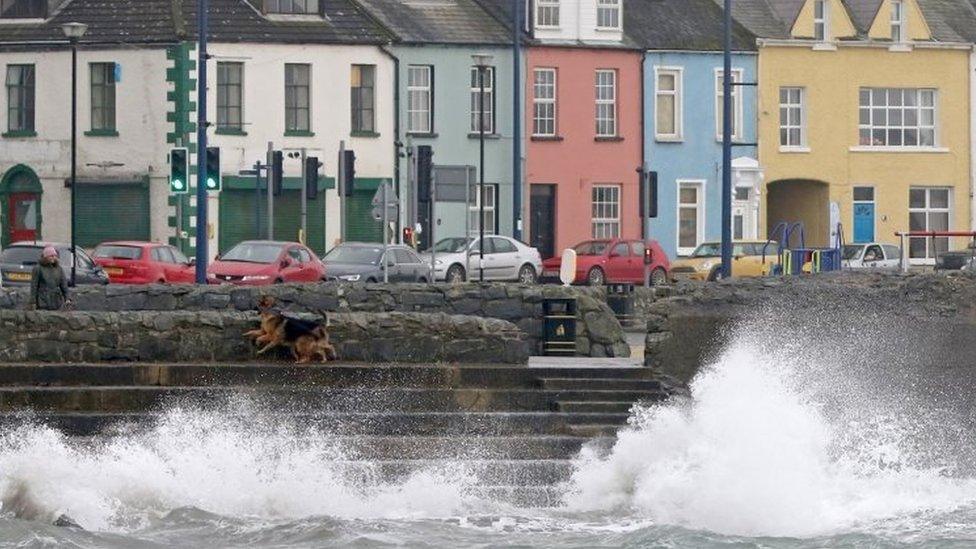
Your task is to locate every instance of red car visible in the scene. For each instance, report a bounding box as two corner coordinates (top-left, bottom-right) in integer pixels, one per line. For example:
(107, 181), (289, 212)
(207, 240), (325, 285)
(541, 239), (670, 286)
(92, 241), (196, 284)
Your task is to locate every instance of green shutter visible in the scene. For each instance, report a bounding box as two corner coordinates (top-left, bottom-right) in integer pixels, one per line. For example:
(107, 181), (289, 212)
(75, 182), (150, 248)
(219, 189), (325, 255)
(345, 189), (382, 243)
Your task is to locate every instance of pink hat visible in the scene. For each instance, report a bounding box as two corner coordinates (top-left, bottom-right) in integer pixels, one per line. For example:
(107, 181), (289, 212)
(42, 246), (57, 258)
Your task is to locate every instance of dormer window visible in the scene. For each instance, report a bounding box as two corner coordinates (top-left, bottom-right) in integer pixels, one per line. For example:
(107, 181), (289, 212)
(0, 0), (46, 19)
(536, 0), (560, 28)
(264, 0), (319, 15)
(596, 0), (620, 30)
(891, 0), (905, 42)
(813, 0), (828, 41)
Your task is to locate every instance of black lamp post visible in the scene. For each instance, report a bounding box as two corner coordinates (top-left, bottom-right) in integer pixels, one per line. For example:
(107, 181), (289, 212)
(472, 52), (493, 283)
(62, 22), (87, 287)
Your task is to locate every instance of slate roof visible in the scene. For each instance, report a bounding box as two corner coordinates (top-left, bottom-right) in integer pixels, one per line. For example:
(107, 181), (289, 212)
(354, 0), (512, 45)
(625, 0), (757, 51)
(0, 0), (390, 47)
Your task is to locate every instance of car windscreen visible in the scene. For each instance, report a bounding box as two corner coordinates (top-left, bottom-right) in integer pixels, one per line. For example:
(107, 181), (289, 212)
(573, 241), (609, 256)
(842, 246), (863, 260)
(691, 243), (721, 257)
(0, 247), (42, 265)
(432, 238), (471, 254)
(93, 245), (143, 260)
(220, 242), (283, 264)
(324, 246), (383, 265)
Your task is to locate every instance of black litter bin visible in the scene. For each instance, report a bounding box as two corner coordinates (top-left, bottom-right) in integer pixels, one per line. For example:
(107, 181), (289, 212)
(542, 298), (577, 356)
(606, 283), (635, 327)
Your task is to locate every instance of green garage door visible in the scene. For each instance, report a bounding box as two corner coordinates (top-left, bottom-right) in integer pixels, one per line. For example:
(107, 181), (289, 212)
(76, 181), (150, 248)
(219, 189), (325, 255)
(345, 188), (382, 243)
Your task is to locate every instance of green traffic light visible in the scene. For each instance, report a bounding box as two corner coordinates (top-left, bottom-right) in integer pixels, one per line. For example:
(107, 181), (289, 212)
(172, 179), (184, 191)
(207, 178), (217, 189)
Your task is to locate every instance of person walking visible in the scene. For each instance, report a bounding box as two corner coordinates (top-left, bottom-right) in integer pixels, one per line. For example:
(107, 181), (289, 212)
(29, 246), (70, 311)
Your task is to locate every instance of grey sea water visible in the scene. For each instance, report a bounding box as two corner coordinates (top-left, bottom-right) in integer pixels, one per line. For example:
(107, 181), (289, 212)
(3, 313), (976, 548)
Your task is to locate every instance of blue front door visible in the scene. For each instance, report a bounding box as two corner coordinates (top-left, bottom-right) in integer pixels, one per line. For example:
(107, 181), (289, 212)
(853, 203), (875, 243)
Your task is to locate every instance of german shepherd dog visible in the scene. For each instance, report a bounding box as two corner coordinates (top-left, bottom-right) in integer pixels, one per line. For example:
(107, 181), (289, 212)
(245, 295), (338, 363)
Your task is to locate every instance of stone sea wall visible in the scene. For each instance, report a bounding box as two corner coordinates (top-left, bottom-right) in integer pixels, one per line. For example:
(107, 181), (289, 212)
(0, 310), (529, 364)
(0, 283), (630, 358)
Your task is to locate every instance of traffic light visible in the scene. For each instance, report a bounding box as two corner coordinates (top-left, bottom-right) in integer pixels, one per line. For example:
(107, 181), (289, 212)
(639, 170), (658, 219)
(342, 150), (356, 197)
(205, 147), (221, 192)
(305, 156), (320, 201)
(417, 145), (433, 202)
(169, 148), (189, 194)
(402, 227), (415, 248)
(271, 150), (283, 196)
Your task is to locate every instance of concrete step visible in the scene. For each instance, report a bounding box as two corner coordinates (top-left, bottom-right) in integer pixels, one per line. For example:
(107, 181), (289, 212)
(538, 377), (665, 391)
(0, 387), (668, 413)
(0, 363), (661, 389)
(556, 401), (637, 414)
(470, 486), (565, 507)
(0, 411), (632, 437)
(329, 459), (576, 487)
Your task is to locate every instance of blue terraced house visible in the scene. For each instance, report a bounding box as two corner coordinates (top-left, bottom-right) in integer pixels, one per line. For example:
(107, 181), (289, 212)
(627, 0), (762, 259)
(354, 0), (517, 248)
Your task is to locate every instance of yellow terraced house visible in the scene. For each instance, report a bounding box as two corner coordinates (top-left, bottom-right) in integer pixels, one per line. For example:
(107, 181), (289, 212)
(732, 0), (976, 264)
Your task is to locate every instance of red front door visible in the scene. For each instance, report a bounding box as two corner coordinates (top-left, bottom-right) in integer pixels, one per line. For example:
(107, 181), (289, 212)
(8, 192), (40, 243)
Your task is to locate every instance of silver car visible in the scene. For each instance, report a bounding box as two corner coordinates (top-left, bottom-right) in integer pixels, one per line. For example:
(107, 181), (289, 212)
(420, 236), (543, 283)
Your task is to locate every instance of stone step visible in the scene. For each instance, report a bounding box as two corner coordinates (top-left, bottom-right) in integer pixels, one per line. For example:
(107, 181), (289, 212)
(538, 377), (665, 391)
(0, 387), (667, 413)
(0, 411), (632, 437)
(0, 363), (661, 389)
(556, 401), (637, 414)
(329, 459), (576, 487)
(470, 486), (565, 508)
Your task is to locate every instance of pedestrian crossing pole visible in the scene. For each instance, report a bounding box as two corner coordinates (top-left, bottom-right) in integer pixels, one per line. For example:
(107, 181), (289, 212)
(720, 0), (733, 279)
(194, 0), (210, 284)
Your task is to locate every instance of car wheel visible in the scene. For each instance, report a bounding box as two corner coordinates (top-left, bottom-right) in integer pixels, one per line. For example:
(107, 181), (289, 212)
(274, 278), (284, 284)
(366, 278), (377, 283)
(518, 264), (537, 284)
(650, 267), (668, 286)
(707, 267), (725, 282)
(587, 267), (605, 286)
(418, 276), (429, 283)
(446, 264), (466, 284)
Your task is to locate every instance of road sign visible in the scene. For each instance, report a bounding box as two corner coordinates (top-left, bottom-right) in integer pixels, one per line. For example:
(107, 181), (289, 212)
(371, 181), (398, 222)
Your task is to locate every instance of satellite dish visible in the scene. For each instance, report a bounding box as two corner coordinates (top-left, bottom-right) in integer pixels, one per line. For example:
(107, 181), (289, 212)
(559, 249), (577, 286)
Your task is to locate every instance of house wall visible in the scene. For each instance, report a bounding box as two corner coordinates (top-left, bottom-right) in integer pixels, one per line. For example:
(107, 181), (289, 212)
(531, 0), (624, 43)
(525, 45), (642, 256)
(643, 50), (758, 259)
(758, 43), (972, 257)
(390, 43), (515, 240)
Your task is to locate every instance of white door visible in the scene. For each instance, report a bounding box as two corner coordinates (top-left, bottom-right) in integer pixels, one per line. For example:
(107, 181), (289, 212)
(732, 186), (757, 240)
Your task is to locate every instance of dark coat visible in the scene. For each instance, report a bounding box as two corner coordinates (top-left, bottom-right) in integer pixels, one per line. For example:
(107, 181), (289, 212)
(30, 260), (69, 311)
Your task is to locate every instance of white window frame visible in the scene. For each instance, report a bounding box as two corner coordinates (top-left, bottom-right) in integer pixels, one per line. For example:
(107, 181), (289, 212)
(217, 61), (244, 132)
(891, 0), (906, 43)
(677, 180), (705, 256)
(654, 66), (682, 141)
(908, 187), (951, 264)
(858, 88), (937, 149)
(468, 184), (497, 235)
(407, 65), (432, 134)
(536, 0), (560, 28)
(532, 68), (557, 137)
(779, 86), (806, 149)
(814, 0), (829, 42)
(595, 69), (617, 138)
(596, 0), (621, 30)
(715, 68), (743, 141)
(591, 185), (621, 238)
(470, 66), (495, 134)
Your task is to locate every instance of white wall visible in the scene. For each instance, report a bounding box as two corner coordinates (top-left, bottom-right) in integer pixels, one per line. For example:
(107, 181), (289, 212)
(532, 0), (624, 43)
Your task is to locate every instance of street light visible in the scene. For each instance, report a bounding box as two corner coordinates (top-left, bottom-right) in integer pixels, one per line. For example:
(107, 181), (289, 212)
(472, 52), (493, 283)
(62, 22), (87, 286)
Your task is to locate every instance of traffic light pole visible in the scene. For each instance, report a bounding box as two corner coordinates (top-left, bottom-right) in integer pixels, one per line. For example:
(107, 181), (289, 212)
(720, 0), (733, 279)
(382, 180), (389, 283)
(338, 140), (346, 244)
(266, 141), (274, 240)
(300, 147), (307, 244)
(194, 0), (209, 284)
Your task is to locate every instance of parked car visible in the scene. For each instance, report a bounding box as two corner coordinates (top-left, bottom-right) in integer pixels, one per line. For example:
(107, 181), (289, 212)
(207, 240), (325, 285)
(419, 236), (543, 283)
(541, 239), (670, 286)
(842, 243), (901, 270)
(935, 248), (976, 271)
(92, 241), (195, 284)
(670, 241), (777, 282)
(322, 242), (431, 283)
(0, 241), (109, 286)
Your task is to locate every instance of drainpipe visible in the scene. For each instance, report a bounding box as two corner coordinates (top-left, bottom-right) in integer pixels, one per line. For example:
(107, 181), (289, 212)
(380, 45), (402, 242)
(513, 0), (523, 240)
(970, 46), (976, 232)
(639, 51), (646, 241)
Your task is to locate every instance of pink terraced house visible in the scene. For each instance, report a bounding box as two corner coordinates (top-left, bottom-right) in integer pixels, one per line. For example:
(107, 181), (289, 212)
(524, 0), (642, 259)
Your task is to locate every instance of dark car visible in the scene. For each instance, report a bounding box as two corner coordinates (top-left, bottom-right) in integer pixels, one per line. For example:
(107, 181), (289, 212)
(322, 242), (431, 283)
(935, 249), (975, 271)
(0, 241), (109, 287)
